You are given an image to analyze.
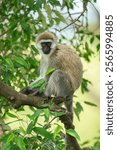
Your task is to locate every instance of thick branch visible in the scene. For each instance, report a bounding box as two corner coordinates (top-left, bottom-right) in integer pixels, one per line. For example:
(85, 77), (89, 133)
(0, 80), (91, 150)
(0, 80), (64, 108)
(0, 81), (45, 108)
(60, 112), (81, 150)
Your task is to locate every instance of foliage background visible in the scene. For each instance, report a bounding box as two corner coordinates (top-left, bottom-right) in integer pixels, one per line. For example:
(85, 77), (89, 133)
(0, 0), (100, 149)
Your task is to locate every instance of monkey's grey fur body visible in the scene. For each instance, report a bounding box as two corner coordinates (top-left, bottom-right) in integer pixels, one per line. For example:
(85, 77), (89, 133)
(40, 42), (83, 121)
(41, 44), (83, 97)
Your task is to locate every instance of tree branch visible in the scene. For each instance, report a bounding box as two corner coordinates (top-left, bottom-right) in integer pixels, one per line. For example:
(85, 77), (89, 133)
(60, 112), (81, 150)
(0, 80), (64, 108)
(0, 116), (5, 148)
(0, 81), (44, 108)
(0, 80), (91, 150)
(59, 10), (86, 32)
(0, 30), (8, 38)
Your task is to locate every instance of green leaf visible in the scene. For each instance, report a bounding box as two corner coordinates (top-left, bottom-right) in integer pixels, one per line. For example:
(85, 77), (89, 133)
(20, 20), (30, 33)
(9, 22), (17, 30)
(51, 111), (65, 117)
(38, 82), (47, 93)
(12, 29), (21, 42)
(14, 56), (29, 69)
(48, 0), (61, 6)
(84, 101), (97, 107)
(5, 58), (14, 69)
(46, 68), (55, 75)
(26, 57), (37, 68)
(36, 0), (43, 8)
(53, 124), (63, 139)
(90, 36), (94, 44)
(96, 44), (100, 52)
(26, 121), (34, 134)
(33, 127), (53, 139)
(53, 10), (66, 23)
(26, 109), (41, 134)
(54, 18), (61, 25)
(66, 129), (80, 140)
(7, 112), (18, 118)
(64, 0), (74, 9)
(0, 143), (11, 150)
(44, 108), (50, 122)
(15, 136), (26, 150)
(81, 140), (90, 146)
(30, 79), (45, 89)
(96, 35), (100, 40)
(7, 133), (14, 142)
(39, 10), (47, 28)
(31, 109), (41, 120)
(45, 4), (52, 20)
(81, 78), (91, 93)
(31, 45), (39, 54)
(0, 133), (10, 142)
(19, 126), (26, 134)
(83, 53), (90, 62)
(30, 109), (41, 125)
(85, 42), (94, 56)
(74, 102), (83, 121)
(0, 23), (3, 29)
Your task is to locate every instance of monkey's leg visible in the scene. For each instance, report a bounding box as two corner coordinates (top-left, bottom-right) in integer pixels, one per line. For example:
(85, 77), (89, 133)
(64, 96), (73, 122)
(45, 70), (75, 149)
(44, 70), (74, 121)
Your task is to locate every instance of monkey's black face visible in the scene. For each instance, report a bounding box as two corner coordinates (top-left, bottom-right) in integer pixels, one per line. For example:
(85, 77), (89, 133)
(41, 42), (52, 54)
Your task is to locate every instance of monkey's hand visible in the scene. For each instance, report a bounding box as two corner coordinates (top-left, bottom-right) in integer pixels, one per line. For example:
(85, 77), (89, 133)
(20, 88), (35, 95)
(20, 87), (43, 96)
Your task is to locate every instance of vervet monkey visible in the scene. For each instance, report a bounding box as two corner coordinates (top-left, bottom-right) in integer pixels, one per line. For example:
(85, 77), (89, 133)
(22, 32), (83, 121)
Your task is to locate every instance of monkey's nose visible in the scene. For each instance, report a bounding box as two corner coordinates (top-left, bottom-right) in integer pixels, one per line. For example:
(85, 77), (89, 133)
(42, 46), (51, 54)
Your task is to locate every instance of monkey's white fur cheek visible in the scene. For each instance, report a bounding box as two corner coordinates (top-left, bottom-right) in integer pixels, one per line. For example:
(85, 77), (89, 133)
(49, 42), (57, 55)
(51, 41), (56, 49)
(36, 43), (42, 51)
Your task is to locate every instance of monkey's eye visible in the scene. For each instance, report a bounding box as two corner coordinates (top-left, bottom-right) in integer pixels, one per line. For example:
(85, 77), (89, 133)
(41, 42), (52, 47)
(46, 42), (52, 47)
(41, 42), (46, 47)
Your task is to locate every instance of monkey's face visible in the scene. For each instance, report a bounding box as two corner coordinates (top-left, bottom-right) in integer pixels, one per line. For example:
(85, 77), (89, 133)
(41, 42), (52, 54)
(37, 39), (56, 56)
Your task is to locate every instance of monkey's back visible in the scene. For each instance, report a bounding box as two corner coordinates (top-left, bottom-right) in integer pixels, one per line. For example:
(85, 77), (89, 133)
(50, 44), (83, 92)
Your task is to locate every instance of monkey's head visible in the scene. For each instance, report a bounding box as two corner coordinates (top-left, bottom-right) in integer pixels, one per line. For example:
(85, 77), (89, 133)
(36, 32), (57, 55)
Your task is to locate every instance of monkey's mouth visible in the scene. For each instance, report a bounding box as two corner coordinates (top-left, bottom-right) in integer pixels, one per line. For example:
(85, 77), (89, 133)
(42, 47), (51, 54)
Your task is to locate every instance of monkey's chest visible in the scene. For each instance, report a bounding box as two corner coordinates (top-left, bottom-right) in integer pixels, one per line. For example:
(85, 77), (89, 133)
(40, 60), (49, 79)
(40, 67), (48, 79)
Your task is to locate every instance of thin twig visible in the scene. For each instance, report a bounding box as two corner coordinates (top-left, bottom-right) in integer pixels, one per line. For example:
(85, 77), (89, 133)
(59, 10), (86, 32)
(0, 30), (8, 38)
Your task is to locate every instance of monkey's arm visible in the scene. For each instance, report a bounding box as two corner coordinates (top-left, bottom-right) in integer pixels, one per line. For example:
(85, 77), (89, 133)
(29, 76), (42, 87)
(20, 76), (45, 96)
